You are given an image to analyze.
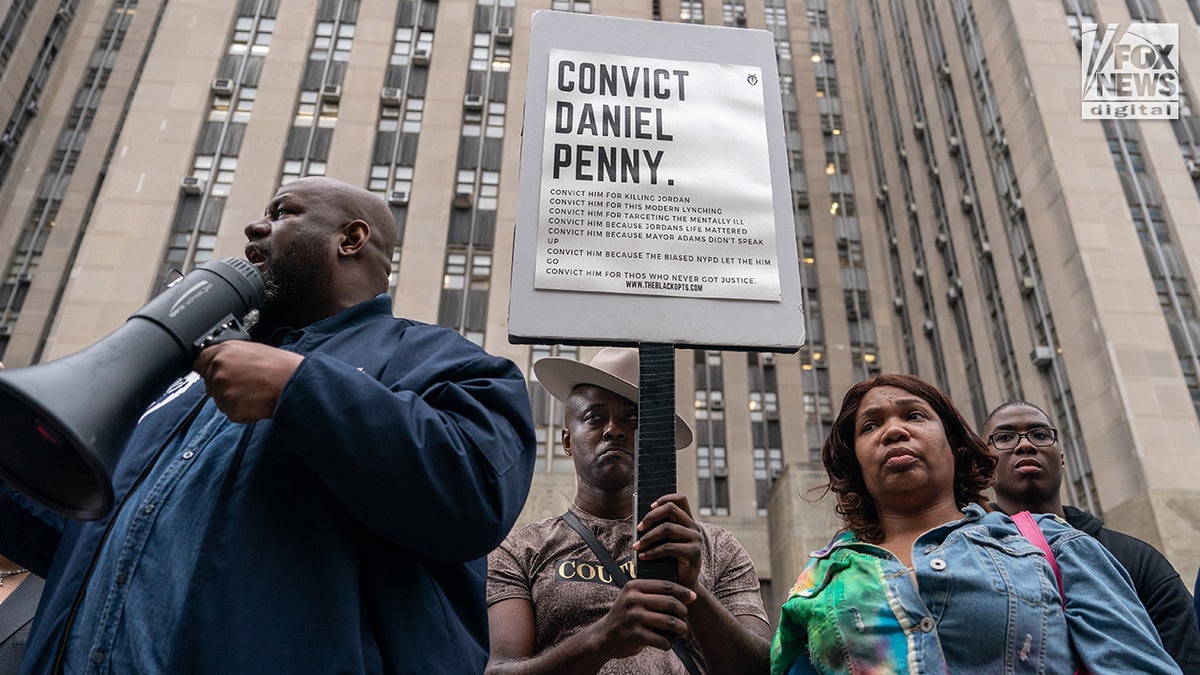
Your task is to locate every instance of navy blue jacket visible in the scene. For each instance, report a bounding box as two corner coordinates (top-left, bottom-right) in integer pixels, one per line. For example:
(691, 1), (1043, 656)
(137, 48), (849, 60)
(1, 295), (536, 673)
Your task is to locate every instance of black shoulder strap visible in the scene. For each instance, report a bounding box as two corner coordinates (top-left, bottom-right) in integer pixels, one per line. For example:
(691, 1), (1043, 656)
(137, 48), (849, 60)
(559, 510), (702, 675)
(560, 509), (630, 586)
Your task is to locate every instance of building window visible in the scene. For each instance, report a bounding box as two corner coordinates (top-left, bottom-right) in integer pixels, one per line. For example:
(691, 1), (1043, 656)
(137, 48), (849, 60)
(436, 0), (514, 343)
(749, 354), (782, 515)
(528, 345), (578, 474)
(694, 350), (729, 516)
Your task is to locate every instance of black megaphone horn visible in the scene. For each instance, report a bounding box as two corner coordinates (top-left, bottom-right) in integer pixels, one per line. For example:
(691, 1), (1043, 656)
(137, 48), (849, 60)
(0, 257), (265, 520)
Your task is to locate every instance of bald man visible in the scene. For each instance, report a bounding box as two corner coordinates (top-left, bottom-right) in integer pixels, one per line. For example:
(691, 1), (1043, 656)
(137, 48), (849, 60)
(1, 178), (536, 673)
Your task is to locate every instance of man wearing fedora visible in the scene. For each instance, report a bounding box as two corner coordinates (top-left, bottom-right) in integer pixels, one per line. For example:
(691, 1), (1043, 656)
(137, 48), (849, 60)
(485, 347), (771, 674)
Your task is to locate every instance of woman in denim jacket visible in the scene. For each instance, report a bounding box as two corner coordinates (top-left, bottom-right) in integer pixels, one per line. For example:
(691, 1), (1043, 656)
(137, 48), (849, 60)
(771, 374), (1180, 674)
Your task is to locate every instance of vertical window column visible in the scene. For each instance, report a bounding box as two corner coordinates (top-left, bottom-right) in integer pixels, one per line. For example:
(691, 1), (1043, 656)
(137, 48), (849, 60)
(808, 0), (884, 382)
(890, 0), (984, 418)
(748, 353), (782, 515)
(1120, 0), (1200, 411)
(952, 0), (1097, 511)
(0, 0), (136, 357)
(528, 345), (578, 474)
(156, 0), (277, 285)
(767, 0), (830, 464)
(800, 349), (833, 461)
(1105, 120), (1200, 414)
(863, 0), (949, 389)
(915, 0), (1022, 401)
(0, 0), (80, 187)
(437, 0), (514, 345)
(0, 0), (38, 75)
(722, 0), (747, 27)
(280, 0), (360, 185)
(680, 0), (704, 23)
(694, 351), (729, 517)
(369, 0), (439, 296)
(849, 7), (919, 374)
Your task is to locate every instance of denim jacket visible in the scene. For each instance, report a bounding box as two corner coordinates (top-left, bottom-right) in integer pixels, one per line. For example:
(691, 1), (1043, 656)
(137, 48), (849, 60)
(772, 504), (1181, 674)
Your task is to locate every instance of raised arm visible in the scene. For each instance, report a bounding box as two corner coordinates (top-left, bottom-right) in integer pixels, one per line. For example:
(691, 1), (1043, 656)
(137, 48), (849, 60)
(204, 320), (536, 561)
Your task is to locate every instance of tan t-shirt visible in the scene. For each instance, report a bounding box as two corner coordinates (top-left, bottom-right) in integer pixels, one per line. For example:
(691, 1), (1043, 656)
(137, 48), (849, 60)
(487, 505), (768, 674)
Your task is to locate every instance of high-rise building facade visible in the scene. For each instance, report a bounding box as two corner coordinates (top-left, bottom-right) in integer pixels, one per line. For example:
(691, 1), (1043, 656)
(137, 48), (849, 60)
(0, 0), (1197, 610)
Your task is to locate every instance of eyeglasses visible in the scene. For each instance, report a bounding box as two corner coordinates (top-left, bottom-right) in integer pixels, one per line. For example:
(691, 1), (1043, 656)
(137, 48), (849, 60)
(987, 427), (1057, 451)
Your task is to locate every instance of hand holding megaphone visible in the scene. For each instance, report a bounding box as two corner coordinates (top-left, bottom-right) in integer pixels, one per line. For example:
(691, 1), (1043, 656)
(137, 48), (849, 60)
(195, 341), (304, 424)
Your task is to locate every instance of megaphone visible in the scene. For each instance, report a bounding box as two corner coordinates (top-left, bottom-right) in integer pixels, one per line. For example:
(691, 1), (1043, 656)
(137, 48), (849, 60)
(0, 257), (265, 521)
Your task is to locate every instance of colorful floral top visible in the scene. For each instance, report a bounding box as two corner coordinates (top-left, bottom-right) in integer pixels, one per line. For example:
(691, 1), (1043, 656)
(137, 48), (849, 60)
(770, 505), (1181, 675)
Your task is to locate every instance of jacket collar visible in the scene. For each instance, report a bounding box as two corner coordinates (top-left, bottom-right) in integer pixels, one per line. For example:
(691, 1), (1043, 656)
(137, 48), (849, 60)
(265, 294), (395, 345)
(1061, 504), (1103, 535)
(815, 503), (988, 558)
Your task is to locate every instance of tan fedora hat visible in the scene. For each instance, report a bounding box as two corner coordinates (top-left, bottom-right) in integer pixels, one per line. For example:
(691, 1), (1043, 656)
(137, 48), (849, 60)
(534, 347), (694, 450)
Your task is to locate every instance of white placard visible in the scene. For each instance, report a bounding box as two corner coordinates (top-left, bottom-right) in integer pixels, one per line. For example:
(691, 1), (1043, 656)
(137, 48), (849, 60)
(509, 11), (804, 350)
(535, 50), (780, 301)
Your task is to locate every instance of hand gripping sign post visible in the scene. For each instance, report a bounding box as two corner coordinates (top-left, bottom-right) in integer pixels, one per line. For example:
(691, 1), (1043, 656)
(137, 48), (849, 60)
(510, 12), (804, 581)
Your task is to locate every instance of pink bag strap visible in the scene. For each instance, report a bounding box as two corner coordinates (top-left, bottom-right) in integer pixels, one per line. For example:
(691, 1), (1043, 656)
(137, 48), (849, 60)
(1012, 510), (1065, 593)
(1012, 511), (1088, 675)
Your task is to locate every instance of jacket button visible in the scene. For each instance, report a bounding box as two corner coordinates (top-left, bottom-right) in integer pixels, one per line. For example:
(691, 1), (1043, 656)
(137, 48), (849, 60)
(919, 617), (935, 632)
(929, 558), (946, 570)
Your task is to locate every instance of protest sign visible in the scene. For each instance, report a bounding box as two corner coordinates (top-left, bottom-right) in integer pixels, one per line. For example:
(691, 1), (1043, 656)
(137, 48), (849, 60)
(510, 11), (803, 350)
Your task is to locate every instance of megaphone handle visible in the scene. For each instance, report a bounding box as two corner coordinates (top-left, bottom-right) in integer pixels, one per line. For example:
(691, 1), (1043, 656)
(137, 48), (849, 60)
(194, 310), (257, 351)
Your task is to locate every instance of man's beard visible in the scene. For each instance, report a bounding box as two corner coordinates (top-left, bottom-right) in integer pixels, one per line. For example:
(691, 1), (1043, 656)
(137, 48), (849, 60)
(258, 238), (327, 328)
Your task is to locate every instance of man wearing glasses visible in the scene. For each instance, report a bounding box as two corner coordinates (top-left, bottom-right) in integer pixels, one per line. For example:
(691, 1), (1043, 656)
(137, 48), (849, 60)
(982, 401), (1200, 672)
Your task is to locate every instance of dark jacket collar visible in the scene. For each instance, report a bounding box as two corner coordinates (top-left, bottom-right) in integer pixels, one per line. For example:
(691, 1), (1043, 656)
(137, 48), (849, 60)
(1061, 504), (1104, 535)
(264, 294), (395, 345)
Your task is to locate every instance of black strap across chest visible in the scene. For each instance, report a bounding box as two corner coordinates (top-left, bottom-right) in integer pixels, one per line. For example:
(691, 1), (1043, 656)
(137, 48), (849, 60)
(559, 510), (702, 675)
